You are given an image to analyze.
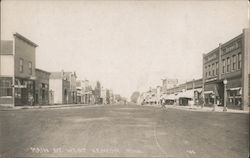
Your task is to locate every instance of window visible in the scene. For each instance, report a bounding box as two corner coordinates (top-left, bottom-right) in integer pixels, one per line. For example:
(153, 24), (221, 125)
(208, 65), (211, 76)
(238, 53), (242, 69)
(232, 55), (236, 71)
(0, 79), (12, 97)
(222, 59), (225, 74)
(216, 62), (219, 75)
(19, 58), (23, 72)
(226, 57), (230, 73)
(212, 63), (215, 76)
(28, 62), (32, 75)
(205, 66), (207, 77)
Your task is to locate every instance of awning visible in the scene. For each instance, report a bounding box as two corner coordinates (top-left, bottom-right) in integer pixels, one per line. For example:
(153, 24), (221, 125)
(228, 87), (241, 91)
(166, 94), (177, 100)
(203, 91), (214, 94)
(177, 90), (194, 98)
(194, 88), (202, 93)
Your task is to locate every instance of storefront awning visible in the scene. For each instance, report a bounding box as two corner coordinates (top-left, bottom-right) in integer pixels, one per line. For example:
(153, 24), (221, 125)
(177, 90), (194, 98)
(194, 88), (202, 93)
(203, 91), (214, 94)
(228, 87), (241, 91)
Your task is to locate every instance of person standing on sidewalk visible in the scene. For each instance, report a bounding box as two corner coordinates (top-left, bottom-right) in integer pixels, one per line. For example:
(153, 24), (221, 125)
(28, 94), (34, 106)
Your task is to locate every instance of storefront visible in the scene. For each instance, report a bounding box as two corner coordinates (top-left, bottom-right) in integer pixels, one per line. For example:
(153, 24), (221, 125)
(14, 78), (35, 106)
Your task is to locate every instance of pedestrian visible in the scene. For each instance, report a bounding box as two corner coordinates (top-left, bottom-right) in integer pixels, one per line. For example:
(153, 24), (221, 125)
(29, 94), (34, 106)
(161, 99), (166, 109)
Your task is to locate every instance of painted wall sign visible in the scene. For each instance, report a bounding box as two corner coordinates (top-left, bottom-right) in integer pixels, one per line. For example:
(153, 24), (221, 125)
(223, 41), (241, 54)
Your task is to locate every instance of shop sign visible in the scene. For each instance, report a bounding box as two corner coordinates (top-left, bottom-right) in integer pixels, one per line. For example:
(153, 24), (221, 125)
(14, 85), (27, 88)
(205, 52), (218, 63)
(223, 41), (240, 54)
(205, 77), (217, 83)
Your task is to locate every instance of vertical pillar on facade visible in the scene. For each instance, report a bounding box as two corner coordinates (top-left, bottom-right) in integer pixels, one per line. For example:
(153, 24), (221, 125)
(202, 53), (205, 108)
(12, 34), (16, 107)
(218, 43), (222, 80)
(242, 28), (249, 111)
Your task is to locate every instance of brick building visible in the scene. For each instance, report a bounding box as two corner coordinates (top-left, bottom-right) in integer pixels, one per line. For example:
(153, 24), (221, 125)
(202, 28), (249, 110)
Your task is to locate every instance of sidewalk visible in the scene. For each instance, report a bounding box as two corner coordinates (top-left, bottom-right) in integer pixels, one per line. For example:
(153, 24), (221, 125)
(143, 104), (249, 114)
(0, 104), (104, 111)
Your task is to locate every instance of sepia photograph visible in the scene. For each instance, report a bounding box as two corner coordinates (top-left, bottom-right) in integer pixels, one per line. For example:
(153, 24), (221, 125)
(0, 0), (249, 157)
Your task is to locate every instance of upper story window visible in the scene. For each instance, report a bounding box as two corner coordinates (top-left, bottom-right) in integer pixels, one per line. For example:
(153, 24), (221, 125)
(208, 65), (211, 76)
(212, 63), (215, 76)
(19, 58), (23, 72)
(232, 55), (236, 71)
(205, 66), (207, 77)
(216, 62), (218, 75)
(238, 53), (242, 70)
(215, 62), (219, 75)
(226, 57), (230, 73)
(222, 59), (225, 74)
(28, 62), (32, 75)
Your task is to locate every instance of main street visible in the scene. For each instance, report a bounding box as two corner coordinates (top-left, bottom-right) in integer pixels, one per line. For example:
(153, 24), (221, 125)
(0, 104), (249, 158)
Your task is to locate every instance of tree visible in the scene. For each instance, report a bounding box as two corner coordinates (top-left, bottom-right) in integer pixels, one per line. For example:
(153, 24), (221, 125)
(130, 91), (140, 103)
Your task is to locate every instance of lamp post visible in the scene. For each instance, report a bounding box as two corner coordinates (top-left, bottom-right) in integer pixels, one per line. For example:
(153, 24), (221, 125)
(223, 79), (228, 112)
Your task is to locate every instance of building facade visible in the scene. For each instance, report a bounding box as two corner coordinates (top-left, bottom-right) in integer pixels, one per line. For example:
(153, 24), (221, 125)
(203, 29), (249, 110)
(0, 33), (38, 106)
(49, 71), (70, 104)
(35, 68), (50, 105)
(64, 72), (77, 104)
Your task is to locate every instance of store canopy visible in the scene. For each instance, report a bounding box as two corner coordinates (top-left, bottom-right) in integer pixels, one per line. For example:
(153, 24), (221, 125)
(228, 87), (241, 91)
(194, 88), (202, 93)
(203, 91), (214, 94)
(177, 90), (194, 98)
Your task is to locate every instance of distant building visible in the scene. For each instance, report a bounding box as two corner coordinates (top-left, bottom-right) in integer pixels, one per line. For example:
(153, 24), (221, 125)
(202, 28), (249, 110)
(35, 68), (50, 105)
(64, 72), (77, 104)
(0, 33), (38, 106)
(162, 78), (178, 93)
(76, 80), (85, 104)
(49, 71), (70, 104)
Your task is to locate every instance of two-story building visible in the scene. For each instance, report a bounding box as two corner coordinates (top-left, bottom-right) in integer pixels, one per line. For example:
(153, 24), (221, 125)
(203, 28), (249, 110)
(0, 33), (37, 107)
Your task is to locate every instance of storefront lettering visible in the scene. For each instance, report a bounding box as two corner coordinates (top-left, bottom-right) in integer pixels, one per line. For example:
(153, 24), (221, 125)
(224, 41), (240, 54)
(205, 53), (217, 62)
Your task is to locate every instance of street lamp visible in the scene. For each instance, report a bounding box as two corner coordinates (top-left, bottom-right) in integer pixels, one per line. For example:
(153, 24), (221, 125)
(223, 79), (228, 112)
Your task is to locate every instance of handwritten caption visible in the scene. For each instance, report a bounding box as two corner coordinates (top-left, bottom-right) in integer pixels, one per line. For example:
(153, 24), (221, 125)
(26, 147), (121, 154)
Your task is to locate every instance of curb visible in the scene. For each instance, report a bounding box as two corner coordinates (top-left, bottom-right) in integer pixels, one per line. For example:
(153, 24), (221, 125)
(0, 104), (104, 111)
(143, 104), (249, 114)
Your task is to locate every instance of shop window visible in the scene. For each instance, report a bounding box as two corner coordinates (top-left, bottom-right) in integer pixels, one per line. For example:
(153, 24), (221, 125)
(232, 55), (236, 71)
(0, 79), (12, 97)
(226, 57), (230, 73)
(222, 59), (225, 74)
(28, 62), (32, 75)
(238, 53), (242, 70)
(216, 62), (219, 75)
(19, 58), (23, 72)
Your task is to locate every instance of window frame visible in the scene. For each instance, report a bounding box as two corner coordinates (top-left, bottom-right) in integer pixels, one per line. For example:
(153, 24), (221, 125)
(226, 57), (230, 73)
(19, 58), (24, 73)
(28, 61), (32, 75)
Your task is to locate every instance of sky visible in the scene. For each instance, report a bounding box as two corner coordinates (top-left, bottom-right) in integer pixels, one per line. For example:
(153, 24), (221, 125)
(1, 0), (249, 99)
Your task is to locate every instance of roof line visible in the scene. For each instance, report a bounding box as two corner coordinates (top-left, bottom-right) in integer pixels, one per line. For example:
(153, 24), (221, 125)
(13, 32), (38, 47)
